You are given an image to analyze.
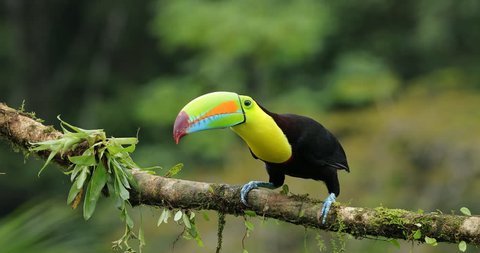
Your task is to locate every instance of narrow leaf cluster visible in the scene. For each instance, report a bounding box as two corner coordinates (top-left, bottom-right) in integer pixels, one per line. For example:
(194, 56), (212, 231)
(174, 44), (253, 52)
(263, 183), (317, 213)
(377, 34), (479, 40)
(157, 208), (203, 247)
(30, 117), (159, 252)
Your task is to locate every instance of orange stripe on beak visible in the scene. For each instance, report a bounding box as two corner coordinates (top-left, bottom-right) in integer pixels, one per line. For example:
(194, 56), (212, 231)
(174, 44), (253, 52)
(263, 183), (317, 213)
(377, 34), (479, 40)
(192, 100), (240, 124)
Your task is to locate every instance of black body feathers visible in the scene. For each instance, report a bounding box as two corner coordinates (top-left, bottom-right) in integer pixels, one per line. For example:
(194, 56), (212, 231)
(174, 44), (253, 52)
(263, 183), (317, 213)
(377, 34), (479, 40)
(256, 107), (349, 197)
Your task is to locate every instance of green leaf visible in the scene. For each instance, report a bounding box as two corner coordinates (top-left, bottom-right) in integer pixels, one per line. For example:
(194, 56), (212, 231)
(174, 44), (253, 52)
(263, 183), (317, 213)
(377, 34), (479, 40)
(458, 241), (467, 252)
(58, 116), (82, 133)
(119, 165), (136, 187)
(243, 249), (249, 253)
(70, 164), (83, 181)
(106, 144), (126, 156)
(68, 154), (96, 166)
(164, 163), (183, 178)
(118, 173), (131, 191)
(76, 167), (89, 190)
(29, 139), (59, 150)
(189, 212), (195, 220)
(183, 213), (192, 229)
(244, 210), (257, 217)
(123, 144), (136, 153)
(83, 164), (108, 220)
(112, 161), (131, 189)
(174, 210), (183, 222)
(96, 146), (107, 162)
(425, 236), (438, 246)
(112, 137), (138, 146)
(157, 209), (170, 226)
(139, 165), (162, 172)
(67, 177), (83, 205)
(37, 149), (59, 176)
(413, 229), (422, 240)
(58, 115), (104, 135)
(120, 207), (134, 229)
(244, 220), (254, 231)
(185, 221), (203, 247)
(83, 185), (93, 220)
(61, 136), (82, 153)
(460, 207), (471, 216)
(126, 214), (134, 229)
(114, 174), (130, 200)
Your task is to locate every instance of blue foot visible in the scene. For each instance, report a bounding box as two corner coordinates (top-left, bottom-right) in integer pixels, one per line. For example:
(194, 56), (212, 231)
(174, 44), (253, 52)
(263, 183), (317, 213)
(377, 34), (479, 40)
(240, 181), (276, 206)
(320, 193), (336, 224)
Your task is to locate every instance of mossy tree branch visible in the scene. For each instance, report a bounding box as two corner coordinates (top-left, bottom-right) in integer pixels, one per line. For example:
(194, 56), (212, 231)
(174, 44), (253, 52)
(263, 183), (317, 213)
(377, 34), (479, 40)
(1, 102), (479, 246)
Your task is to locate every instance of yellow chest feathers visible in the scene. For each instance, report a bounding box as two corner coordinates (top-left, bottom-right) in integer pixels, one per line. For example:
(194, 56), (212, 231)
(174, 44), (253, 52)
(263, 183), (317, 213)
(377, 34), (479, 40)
(231, 109), (292, 164)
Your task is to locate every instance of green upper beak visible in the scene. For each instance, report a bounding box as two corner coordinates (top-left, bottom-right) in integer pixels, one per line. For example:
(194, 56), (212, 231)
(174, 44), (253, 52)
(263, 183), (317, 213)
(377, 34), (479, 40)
(173, 91), (245, 144)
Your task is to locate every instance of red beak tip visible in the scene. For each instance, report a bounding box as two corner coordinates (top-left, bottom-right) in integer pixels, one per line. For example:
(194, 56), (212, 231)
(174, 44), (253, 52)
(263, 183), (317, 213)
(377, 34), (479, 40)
(173, 110), (189, 144)
(173, 133), (181, 144)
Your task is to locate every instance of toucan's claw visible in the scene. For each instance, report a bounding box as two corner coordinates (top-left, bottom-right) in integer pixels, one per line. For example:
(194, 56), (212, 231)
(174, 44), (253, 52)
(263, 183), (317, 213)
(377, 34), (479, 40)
(240, 181), (277, 206)
(319, 193), (336, 224)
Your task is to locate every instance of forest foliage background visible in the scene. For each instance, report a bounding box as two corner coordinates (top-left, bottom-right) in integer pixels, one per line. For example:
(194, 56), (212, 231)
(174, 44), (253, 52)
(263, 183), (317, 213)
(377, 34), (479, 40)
(1, 1), (479, 252)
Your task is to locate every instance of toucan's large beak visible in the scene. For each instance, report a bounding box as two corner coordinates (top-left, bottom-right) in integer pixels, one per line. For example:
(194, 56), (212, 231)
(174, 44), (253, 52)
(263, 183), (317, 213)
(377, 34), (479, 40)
(173, 91), (245, 144)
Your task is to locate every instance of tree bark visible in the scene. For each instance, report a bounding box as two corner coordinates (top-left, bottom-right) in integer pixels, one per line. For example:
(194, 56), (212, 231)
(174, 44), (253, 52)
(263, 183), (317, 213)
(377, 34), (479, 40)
(1, 102), (479, 246)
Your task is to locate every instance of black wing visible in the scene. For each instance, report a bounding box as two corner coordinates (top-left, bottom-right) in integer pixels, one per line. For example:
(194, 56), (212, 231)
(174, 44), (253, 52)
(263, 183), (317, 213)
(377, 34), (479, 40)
(305, 119), (349, 172)
(273, 113), (349, 172)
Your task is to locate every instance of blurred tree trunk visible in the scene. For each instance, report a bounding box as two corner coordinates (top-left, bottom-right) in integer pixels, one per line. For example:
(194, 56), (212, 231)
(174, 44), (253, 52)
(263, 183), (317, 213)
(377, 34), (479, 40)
(1, 102), (479, 247)
(2, 0), (159, 123)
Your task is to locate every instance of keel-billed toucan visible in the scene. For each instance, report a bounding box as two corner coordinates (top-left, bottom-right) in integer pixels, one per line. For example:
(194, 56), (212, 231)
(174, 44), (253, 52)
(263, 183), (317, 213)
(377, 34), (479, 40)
(173, 91), (349, 223)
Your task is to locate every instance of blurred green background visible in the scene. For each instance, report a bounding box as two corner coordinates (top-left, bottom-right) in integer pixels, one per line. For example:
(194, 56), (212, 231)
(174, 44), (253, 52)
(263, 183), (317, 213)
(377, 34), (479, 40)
(1, 0), (479, 252)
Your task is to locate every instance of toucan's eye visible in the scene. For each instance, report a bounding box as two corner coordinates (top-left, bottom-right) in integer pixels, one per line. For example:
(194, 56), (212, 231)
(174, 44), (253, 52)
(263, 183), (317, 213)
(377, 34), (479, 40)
(244, 100), (252, 107)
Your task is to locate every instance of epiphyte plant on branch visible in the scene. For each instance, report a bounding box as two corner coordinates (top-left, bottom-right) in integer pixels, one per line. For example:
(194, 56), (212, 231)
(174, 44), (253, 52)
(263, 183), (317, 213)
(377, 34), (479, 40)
(173, 91), (350, 223)
(29, 117), (160, 252)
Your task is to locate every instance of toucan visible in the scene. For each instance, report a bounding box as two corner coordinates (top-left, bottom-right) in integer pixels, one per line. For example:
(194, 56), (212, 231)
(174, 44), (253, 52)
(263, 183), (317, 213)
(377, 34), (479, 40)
(173, 91), (349, 223)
